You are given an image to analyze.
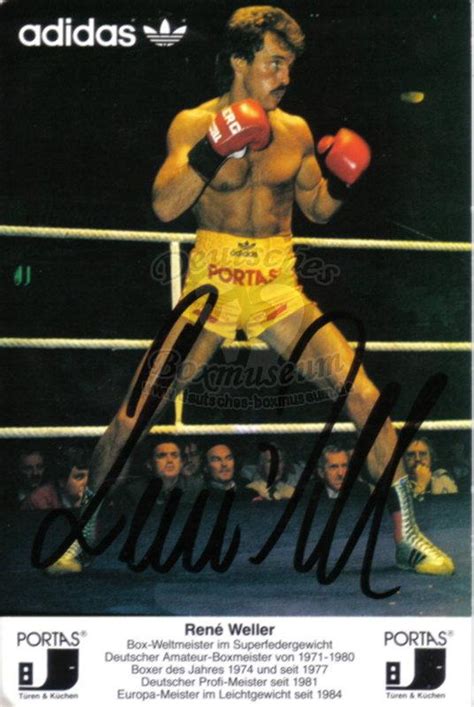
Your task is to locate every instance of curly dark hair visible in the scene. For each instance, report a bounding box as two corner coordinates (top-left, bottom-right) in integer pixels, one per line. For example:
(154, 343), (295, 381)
(215, 6), (305, 93)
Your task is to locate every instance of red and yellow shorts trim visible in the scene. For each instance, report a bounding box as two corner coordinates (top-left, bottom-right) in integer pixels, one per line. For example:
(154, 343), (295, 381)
(179, 229), (311, 340)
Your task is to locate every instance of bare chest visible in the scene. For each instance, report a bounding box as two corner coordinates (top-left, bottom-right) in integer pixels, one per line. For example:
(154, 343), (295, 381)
(209, 129), (303, 193)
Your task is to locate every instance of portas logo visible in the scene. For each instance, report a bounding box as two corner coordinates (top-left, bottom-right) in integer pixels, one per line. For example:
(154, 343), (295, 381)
(384, 630), (450, 693)
(143, 19), (187, 47)
(19, 648), (79, 692)
(386, 648), (446, 691)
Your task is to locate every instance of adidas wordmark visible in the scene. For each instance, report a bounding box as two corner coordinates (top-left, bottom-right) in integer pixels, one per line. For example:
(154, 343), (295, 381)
(18, 17), (187, 48)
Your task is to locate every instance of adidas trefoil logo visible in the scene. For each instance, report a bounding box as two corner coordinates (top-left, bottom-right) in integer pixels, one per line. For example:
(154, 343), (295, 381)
(230, 241), (258, 258)
(143, 19), (186, 47)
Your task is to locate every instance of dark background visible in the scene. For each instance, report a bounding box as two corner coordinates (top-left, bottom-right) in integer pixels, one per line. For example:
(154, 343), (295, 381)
(0, 0), (471, 236)
(0, 0), (470, 435)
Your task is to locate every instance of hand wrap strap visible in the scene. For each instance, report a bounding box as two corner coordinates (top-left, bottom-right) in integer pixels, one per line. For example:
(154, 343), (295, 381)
(188, 137), (226, 183)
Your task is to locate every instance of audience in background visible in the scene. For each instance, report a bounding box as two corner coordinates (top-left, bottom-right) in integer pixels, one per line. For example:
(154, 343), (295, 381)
(2, 433), (467, 514)
(316, 442), (371, 500)
(205, 443), (237, 493)
(403, 436), (458, 499)
(22, 446), (91, 510)
(318, 443), (350, 499)
(14, 448), (46, 507)
(112, 439), (185, 512)
(245, 443), (295, 501)
(181, 439), (205, 499)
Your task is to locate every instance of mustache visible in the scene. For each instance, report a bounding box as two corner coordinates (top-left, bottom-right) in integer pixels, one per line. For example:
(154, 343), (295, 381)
(271, 86), (287, 95)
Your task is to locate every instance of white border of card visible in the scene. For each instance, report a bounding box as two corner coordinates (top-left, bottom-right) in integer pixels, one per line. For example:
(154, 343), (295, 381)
(1, 1), (471, 705)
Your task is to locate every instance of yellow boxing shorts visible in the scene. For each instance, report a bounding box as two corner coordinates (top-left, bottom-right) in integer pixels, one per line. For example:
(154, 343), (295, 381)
(179, 230), (311, 340)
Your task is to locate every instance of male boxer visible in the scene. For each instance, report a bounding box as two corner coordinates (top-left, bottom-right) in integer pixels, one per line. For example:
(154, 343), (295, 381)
(51, 6), (453, 575)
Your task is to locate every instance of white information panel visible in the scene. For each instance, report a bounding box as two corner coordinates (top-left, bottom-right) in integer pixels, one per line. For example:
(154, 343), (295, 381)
(1, 616), (471, 706)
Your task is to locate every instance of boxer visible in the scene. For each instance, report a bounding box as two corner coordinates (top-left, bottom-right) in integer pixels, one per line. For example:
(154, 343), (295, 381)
(50, 6), (453, 576)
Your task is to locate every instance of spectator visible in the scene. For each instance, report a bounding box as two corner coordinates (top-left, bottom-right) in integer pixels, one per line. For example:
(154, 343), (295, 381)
(318, 444), (350, 499)
(147, 440), (186, 502)
(114, 439), (186, 511)
(403, 437), (458, 498)
(205, 443), (237, 493)
(13, 448), (46, 506)
(22, 446), (91, 510)
(245, 444), (295, 501)
(181, 440), (205, 499)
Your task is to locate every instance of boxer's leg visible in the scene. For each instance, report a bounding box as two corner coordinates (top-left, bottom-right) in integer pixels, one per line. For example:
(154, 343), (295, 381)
(46, 316), (223, 574)
(260, 304), (455, 575)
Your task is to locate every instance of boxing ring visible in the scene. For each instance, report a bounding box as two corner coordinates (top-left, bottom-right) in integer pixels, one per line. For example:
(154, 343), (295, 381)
(0, 224), (471, 439)
(1, 224), (471, 617)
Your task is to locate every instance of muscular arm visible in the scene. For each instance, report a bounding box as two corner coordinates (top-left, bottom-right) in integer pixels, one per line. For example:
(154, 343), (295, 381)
(152, 110), (210, 223)
(294, 119), (342, 225)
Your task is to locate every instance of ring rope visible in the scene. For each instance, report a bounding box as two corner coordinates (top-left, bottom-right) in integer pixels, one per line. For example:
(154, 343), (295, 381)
(4, 225), (470, 439)
(0, 337), (470, 352)
(0, 420), (470, 439)
(1, 224), (470, 251)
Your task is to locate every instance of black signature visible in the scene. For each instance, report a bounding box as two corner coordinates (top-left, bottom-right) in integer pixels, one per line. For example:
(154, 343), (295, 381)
(31, 285), (447, 599)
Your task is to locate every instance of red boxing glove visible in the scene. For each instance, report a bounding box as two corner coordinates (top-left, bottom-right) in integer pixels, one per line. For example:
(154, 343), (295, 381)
(209, 99), (271, 157)
(188, 99), (271, 182)
(317, 128), (371, 198)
